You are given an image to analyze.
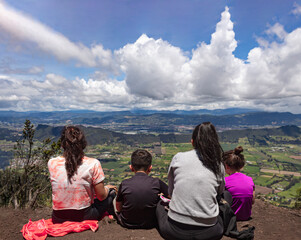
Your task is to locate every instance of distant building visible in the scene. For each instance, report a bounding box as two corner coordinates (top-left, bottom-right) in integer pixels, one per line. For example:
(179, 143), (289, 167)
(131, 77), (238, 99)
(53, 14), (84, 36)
(152, 142), (166, 155)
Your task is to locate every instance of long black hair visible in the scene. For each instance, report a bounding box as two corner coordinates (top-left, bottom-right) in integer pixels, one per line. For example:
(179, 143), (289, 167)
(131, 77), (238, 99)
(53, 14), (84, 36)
(192, 122), (223, 176)
(60, 126), (87, 183)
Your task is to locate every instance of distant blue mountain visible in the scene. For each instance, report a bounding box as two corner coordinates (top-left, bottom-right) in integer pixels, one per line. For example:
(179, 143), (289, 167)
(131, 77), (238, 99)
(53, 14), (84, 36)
(1, 109), (301, 130)
(128, 108), (258, 115)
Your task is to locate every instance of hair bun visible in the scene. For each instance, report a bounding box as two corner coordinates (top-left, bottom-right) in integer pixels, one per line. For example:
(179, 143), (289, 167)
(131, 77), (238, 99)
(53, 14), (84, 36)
(234, 146), (243, 155)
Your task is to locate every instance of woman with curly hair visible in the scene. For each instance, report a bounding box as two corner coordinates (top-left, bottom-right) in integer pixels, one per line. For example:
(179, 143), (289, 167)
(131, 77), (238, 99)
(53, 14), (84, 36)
(48, 126), (116, 223)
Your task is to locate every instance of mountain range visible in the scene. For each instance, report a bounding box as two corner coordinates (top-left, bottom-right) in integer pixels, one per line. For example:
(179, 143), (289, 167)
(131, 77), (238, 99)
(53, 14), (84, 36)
(1, 109), (301, 131)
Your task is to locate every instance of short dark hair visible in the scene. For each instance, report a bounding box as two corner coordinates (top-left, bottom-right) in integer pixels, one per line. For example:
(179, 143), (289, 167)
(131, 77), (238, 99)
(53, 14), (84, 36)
(223, 146), (245, 171)
(131, 149), (152, 171)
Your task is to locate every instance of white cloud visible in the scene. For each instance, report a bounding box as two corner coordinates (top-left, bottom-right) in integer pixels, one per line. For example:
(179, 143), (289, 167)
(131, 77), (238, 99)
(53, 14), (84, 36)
(116, 34), (189, 100)
(0, 74), (132, 111)
(265, 23), (287, 40)
(188, 7), (244, 101)
(244, 27), (301, 101)
(0, 2), (114, 70)
(1, 5), (301, 113)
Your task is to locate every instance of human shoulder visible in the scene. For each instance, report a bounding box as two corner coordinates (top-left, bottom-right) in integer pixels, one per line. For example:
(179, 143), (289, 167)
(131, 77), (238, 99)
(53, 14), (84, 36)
(225, 173), (237, 182)
(244, 173), (255, 184)
(176, 149), (195, 156)
(48, 156), (64, 167)
(171, 149), (197, 166)
(83, 156), (99, 163)
(238, 172), (252, 179)
(120, 175), (135, 185)
(81, 156), (101, 168)
(49, 155), (64, 162)
(172, 149), (196, 161)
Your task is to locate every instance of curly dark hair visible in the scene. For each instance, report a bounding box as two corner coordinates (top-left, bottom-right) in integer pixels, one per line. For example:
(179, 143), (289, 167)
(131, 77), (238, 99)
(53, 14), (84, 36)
(60, 126), (87, 183)
(192, 122), (223, 176)
(223, 146), (245, 171)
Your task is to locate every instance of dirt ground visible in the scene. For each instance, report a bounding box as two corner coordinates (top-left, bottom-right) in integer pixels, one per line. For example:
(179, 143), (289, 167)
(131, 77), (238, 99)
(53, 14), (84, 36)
(1, 199), (300, 240)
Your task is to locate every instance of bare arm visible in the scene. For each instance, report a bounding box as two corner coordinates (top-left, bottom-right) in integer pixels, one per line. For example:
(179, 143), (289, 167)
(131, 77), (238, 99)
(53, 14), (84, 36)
(115, 200), (123, 212)
(252, 189), (255, 204)
(94, 181), (109, 201)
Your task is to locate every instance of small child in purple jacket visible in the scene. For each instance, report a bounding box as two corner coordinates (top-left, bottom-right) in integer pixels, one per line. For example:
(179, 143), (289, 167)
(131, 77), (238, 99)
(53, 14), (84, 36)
(223, 146), (255, 221)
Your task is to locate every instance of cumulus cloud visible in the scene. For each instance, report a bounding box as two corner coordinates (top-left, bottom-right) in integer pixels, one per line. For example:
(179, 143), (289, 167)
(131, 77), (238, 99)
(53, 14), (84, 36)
(0, 73), (132, 111)
(245, 27), (301, 101)
(116, 34), (189, 100)
(188, 7), (244, 101)
(1, 4), (301, 113)
(0, 1), (115, 70)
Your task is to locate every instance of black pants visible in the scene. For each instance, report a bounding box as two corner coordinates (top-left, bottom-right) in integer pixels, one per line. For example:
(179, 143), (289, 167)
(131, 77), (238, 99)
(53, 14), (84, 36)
(52, 192), (116, 223)
(156, 202), (224, 240)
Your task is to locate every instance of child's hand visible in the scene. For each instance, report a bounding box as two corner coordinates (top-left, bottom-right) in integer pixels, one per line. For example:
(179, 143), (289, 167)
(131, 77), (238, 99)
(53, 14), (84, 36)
(106, 185), (118, 193)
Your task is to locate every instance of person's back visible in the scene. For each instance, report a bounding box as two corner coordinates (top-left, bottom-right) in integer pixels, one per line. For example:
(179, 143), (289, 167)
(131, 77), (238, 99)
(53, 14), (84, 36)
(223, 147), (255, 221)
(168, 149), (224, 226)
(156, 122), (225, 240)
(117, 172), (168, 228)
(225, 172), (254, 220)
(48, 156), (104, 210)
(115, 149), (168, 229)
(48, 126), (116, 223)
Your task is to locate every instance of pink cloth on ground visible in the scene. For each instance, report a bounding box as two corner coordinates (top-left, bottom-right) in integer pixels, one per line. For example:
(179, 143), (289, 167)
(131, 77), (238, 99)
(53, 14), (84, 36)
(21, 218), (98, 240)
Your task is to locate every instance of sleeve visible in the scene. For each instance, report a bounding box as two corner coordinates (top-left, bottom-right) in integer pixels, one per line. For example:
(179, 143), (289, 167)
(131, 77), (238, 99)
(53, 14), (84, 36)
(47, 158), (55, 177)
(116, 183), (123, 202)
(47, 159), (52, 172)
(92, 160), (105, 185)
(159, 179), (169, 197)
(167, 154), (177, 197)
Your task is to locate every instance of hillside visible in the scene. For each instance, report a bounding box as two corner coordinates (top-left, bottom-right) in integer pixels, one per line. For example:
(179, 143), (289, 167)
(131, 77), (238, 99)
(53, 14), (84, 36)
(1, 111), (301, 131)
(33, 124), (191, 145)
(34, 124), (301, 143)
(1, 199), (300, 240)
(33, 124), (301, 146)
(1, 124), (300, 147)
(219, 125), (301, 144)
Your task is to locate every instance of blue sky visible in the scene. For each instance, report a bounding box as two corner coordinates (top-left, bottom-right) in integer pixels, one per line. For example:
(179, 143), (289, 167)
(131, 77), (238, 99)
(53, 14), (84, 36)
(1, 0), (301, 113)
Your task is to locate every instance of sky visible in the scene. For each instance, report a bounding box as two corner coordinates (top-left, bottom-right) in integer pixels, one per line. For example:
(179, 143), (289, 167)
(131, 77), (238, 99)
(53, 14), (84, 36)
(1, 0), (301, 113)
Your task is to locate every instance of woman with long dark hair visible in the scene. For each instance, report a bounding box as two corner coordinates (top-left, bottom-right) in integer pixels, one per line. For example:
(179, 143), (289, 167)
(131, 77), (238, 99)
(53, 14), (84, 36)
(48, 126), (116, 223)
(156, 122), (225, 240)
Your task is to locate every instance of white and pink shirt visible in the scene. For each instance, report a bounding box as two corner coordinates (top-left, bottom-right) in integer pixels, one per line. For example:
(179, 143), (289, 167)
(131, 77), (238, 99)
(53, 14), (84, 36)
(48, 156), (105, 210)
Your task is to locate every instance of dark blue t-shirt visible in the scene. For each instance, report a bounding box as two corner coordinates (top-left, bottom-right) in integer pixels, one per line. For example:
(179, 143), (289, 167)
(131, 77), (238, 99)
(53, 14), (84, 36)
(116, 172), (168, 229)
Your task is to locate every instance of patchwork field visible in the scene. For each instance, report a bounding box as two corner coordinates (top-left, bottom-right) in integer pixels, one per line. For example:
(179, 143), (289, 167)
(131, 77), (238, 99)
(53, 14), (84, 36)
(1, 129), (300, 208)
(82, 137), (301, 208)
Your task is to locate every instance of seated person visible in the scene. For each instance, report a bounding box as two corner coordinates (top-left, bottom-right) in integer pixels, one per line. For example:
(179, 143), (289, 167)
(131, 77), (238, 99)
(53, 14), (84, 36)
(156, 123), (225, 240)
(115, 149), (168, 229)
(48, 126), (116, 223)
(223, 146), (255, 221)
